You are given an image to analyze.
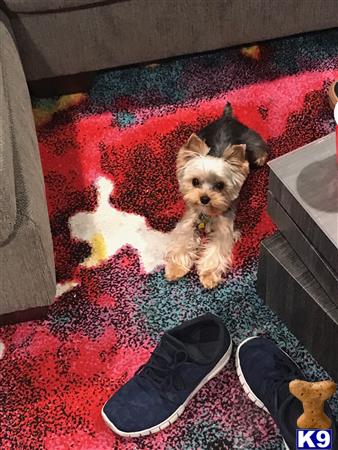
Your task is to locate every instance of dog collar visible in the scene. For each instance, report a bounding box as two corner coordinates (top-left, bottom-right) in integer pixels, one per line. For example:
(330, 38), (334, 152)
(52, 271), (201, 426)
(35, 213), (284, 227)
(196, 200), (237, 234)
(196, 213), (211, 234)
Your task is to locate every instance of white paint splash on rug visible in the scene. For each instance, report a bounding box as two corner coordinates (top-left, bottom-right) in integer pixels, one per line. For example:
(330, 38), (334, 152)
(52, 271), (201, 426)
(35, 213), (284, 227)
(69, 176), (171, 272)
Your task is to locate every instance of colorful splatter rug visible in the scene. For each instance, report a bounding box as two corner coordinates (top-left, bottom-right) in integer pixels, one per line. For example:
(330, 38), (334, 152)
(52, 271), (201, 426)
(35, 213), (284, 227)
(1, 29), (338, 450)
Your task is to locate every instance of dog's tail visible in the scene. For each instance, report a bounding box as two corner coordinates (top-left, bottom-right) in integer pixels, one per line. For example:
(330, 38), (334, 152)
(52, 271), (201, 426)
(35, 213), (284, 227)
(223, 102), (233, 118)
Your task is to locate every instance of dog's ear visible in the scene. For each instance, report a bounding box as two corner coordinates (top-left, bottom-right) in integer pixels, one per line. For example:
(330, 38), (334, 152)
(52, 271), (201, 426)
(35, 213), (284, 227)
(185, 133), (209, 155)
(223, 144), (249, 189)
(223, 144), (247, 168)
(176, 134), (209, 176)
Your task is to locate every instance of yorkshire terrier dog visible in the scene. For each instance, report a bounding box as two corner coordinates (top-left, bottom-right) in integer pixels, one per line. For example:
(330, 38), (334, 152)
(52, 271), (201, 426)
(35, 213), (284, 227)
(165, 103), (268, 289)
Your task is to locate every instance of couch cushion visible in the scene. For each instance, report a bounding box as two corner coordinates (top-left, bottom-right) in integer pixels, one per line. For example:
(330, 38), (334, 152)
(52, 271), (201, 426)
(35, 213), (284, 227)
(3, 0), (110, 13)
(0, 9), (56, 292)
(8, 0), (338, 82)
(0, 12), (17, 242)
(0, 9), (56, 314)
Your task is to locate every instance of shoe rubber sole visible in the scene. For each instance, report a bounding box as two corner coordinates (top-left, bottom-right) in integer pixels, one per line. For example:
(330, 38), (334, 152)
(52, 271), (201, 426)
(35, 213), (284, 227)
(235, 336), (291, 450)
(101, 339), (233, 438)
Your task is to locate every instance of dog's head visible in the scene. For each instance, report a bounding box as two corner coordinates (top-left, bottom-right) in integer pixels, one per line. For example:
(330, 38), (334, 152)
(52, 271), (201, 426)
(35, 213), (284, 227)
(176, 134), (249, 215)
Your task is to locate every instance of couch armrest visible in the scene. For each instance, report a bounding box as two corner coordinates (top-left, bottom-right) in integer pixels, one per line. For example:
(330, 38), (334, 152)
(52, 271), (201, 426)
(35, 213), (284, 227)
(0, 10), (56, 294)
(0, 20), (16, 243)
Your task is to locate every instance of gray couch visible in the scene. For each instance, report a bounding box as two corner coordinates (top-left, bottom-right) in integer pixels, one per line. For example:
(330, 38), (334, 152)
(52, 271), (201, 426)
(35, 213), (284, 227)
(2, 0), (338, 82)
(0, 10), (55, 323)
(0, 0), (338, 323)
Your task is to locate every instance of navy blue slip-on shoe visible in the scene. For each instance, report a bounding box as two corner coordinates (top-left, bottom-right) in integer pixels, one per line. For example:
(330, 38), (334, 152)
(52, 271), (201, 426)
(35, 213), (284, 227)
(236, 337), (337, 450)
(102, 313), (232, 437)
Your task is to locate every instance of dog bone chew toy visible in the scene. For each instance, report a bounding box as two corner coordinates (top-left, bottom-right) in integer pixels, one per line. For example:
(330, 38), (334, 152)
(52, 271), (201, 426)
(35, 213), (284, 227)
(289, 379), (337, 429)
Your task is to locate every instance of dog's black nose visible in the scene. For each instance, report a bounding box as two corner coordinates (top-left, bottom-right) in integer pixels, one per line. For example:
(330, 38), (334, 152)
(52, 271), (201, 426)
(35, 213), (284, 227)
(200, 195), (210, 205)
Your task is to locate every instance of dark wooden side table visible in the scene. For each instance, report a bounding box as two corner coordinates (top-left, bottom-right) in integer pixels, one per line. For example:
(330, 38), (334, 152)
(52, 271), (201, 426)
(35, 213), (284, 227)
(257, 133), (338, 378)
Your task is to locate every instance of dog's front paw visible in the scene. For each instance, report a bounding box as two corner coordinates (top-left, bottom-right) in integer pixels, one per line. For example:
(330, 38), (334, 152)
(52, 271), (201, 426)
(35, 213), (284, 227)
(165, 262), (189, 281)
(199, 272), (221, 289)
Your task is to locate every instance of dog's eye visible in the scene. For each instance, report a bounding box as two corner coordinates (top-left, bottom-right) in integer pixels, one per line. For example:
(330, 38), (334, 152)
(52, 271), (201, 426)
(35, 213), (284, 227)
(214, 181), (225, 191)
(192, 178), (200, 187)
